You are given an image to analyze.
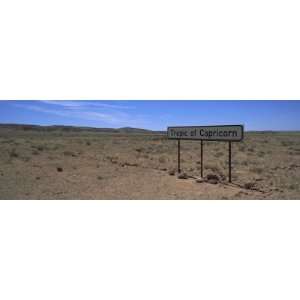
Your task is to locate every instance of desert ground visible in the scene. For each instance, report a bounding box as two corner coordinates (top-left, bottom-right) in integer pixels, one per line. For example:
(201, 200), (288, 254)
(0, 126), (299, 199)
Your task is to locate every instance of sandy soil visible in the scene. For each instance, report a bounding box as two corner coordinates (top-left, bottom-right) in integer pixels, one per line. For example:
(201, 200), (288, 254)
(0, 130), (299, 199)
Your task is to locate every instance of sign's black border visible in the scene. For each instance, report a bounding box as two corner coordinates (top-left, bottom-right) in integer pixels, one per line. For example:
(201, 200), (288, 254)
(167, 125), (244, 142)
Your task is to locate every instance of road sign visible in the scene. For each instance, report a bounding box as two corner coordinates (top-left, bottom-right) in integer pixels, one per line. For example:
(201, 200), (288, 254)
(167, 125), (244, 142)
(167, 125), (244, 182)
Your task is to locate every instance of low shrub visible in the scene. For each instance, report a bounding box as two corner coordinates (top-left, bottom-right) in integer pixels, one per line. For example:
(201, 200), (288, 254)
(158, 156), (167, 163)
(214, 151), (223, 158)
(37, 145), (44, 151)
(63, 151), (76, 157)
(281, 140), (293, 147)
(9, 149), (18, 158)
(250, 167), (263, 174)
(258, 151), (265, 157)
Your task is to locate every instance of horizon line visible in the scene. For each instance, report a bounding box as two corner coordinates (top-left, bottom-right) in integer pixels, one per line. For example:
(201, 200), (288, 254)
(1, 122), (300, 132)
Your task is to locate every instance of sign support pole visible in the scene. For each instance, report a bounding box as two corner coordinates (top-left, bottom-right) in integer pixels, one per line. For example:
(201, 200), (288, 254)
(178, 139), (181, 173)
(229, 141), (232, 183)
(201, 140), (203, 178)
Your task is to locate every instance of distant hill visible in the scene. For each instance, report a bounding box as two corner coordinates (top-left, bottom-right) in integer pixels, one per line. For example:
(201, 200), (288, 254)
(0, 123), (166, 134)
(118, 127), (152, 134)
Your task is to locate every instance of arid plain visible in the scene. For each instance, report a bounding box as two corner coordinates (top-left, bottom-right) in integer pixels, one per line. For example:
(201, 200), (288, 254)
(0, 125), (299, 199)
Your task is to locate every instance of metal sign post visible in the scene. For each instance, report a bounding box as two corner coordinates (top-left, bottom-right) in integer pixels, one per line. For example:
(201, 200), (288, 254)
(177, 139), (181, 173)
(201, 140), (203, 178)
(229, 141), (232, 183)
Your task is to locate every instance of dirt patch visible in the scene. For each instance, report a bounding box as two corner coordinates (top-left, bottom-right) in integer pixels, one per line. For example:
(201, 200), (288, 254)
(0, 130), (299, 199)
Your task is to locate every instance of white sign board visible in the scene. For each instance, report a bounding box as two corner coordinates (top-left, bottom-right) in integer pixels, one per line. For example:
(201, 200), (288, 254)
(167, 125), (244, 141)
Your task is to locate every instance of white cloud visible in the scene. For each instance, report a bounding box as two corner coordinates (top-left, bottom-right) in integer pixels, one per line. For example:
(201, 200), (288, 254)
(11, 101), (162, 129)
(40, 100), (135, 110)
(13, 103), (137, 126)
(14, 104), (70, 117)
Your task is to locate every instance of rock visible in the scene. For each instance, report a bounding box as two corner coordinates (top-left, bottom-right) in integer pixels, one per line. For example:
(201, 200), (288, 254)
(168, 169), (176, 176)
(235, 191), (244, 197)
(32, 150), (39, 155)
(63, 151), (77, 157)
(244, 182), (256, 190)
(178, 172), (188, 179)
(122, 162), (138, 167)
(204, 174), (219, 184)
(195, 177), (204, 183)
(219, 174), (226, 181)
(207, 178), (218, 184)
(206, 174), (219, 181)
(57, 167), (63, 172)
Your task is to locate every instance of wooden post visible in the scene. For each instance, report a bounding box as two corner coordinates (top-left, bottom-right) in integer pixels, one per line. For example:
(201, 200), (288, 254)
(178, 139), (181, 173)
(229, 141), (232, 183)
(201, 140), (203, 178)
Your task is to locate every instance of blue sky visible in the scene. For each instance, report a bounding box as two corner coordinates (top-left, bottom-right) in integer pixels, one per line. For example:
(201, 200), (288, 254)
(0, 100), (300, 131)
